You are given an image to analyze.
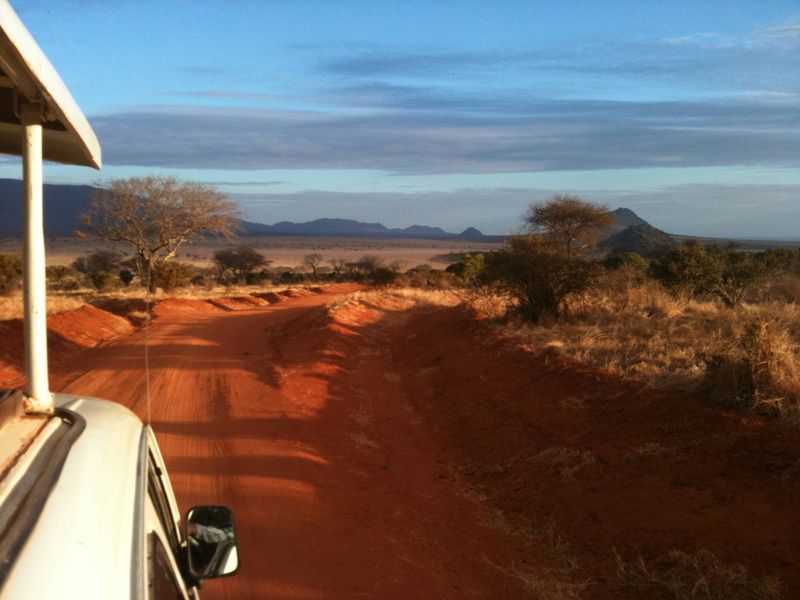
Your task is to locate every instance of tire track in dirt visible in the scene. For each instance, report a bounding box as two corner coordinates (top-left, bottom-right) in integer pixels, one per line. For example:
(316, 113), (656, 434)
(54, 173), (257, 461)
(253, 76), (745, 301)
(47, 287), (547, 599)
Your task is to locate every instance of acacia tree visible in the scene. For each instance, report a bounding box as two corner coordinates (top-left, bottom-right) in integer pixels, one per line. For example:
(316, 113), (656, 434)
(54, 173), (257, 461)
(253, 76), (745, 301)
(302, 253), (323, 281)
(83, 176), (240, 292)
(525, 194), (613, 257)
(213, 245), (267, 284)
(481, 195), (612, 321)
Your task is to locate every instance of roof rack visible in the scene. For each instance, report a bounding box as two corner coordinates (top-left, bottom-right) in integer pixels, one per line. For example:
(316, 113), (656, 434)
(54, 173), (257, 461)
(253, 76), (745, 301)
(0, 0), (101, 415)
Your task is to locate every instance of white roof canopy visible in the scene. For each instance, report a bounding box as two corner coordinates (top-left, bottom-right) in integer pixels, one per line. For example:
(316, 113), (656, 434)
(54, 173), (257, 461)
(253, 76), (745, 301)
(0, 0), (101, 169)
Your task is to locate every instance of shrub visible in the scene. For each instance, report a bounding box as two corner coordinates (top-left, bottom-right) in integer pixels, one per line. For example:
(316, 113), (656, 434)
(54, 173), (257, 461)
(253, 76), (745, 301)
(89, 270), (120, 292)
(650, 244), (723, 300)
(213, 246), (267, 283)
(479, 195), (611, 322)
(758, 247), (799, 274)
(604, 251), (649, 272)
(152, 261), (196, 292)
(369, 267), (397, 285)
(481, 236), (598, 321)
(702, 320), (800, 419)
(447, 253), (485, 283)
(0, 253), (22, 296)
(709, 247), (766, 307)
(396, 268), (457, 289)
(72, 250), (122, 276)
(652, 245), (766, 306)
(119, 269), (134, 287)
(46, 265), (85, 291)
(279, 270), (304, 284)
(245, 271), (270, 285)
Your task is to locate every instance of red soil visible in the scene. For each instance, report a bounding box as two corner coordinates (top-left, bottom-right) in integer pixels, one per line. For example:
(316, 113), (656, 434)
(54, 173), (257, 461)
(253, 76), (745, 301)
(251, 292), (286, 304)
(394, 306), (800, 597)
(47, 304), (134, 348)
(208, 295), (270, 311)
(2, 286), (798, 598)
(0, 304), (134, 387)
(153, 298), (224, 316)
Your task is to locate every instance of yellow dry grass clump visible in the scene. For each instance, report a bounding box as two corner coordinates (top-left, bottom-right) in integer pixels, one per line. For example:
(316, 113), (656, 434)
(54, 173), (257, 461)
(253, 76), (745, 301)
(328, 287), (460, 314)
(0, 292), (86, 320)
(470, 280), (800, 422)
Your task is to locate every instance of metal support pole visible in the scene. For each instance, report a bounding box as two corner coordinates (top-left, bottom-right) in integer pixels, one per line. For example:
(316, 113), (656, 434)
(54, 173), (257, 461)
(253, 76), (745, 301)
(20, 101), (53, 415)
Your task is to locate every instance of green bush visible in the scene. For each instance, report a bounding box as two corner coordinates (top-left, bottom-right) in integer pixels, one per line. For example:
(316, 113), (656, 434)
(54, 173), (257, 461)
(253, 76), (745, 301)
(447, 253), (485, 283)
(0, 253), (22, 296)
(89, 270), (120, 292)
(46, 265), (85, 291)
(213, 246), (267, 283)
(481, 236), (597, 321)
(652, 244), (766, 306)
(72, 250), (122, 276)
(245, 271), (270, 285)
(279, 271), (303, 284)
(603, 251), (648, 272)
(153, 261), (196, 292)
(650, 244), (722, 300)
(370, 267), (397, 285)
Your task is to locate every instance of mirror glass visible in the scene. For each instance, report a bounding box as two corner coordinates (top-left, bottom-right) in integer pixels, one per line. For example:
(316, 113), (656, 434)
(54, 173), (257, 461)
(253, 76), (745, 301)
(186, 505), (239, 579)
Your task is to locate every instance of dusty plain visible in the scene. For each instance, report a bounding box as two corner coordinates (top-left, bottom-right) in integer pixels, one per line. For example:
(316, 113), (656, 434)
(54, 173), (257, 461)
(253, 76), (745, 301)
(0, 235), (502, 270)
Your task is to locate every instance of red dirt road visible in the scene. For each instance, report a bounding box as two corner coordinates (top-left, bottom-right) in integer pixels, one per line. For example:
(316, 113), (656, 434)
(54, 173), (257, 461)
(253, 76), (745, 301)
(48, 288), (543, 599)
(6, 284), (797, 598)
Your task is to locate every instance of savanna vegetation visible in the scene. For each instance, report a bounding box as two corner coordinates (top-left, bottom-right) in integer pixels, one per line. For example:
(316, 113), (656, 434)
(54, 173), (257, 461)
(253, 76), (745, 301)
(5, 184), (799, 426)
(439, 196), (800, 426)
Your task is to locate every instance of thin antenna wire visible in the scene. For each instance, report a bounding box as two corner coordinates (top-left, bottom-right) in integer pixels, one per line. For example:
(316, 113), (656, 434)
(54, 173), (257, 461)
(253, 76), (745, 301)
(144, 292), (152, 426)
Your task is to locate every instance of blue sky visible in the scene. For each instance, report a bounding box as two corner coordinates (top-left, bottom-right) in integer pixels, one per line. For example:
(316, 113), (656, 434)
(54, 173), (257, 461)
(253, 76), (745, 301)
(5, 0), (800, 237)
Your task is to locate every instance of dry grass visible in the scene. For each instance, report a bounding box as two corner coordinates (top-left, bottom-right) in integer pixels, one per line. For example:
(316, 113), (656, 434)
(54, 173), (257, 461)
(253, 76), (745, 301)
(615, 548), (784, 599)
(703, 320), (800, 421)
(0, 292), (87, 320)
(0, 281), (321, 321)
(327, 287), (459, 315)
(469, 281), (800, 421)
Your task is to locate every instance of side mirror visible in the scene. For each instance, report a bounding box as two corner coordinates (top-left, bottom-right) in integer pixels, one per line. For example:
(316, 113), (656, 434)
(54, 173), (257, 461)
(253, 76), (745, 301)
(185, 505), (240, 579)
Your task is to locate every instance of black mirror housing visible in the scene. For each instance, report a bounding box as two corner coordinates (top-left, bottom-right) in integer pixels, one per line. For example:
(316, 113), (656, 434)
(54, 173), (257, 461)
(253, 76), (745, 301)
(184, 505), (240, 580)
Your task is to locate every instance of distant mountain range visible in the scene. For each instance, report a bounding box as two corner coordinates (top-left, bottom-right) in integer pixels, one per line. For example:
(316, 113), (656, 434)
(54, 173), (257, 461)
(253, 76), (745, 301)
(0, 179), (484, 240)
(240, 217), (484, 239)
(0, 179), (97, 238)
(0, 178), (796, 253)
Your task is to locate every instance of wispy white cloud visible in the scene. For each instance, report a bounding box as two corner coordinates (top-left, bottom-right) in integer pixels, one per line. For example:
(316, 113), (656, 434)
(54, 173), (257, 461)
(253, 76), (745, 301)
(663, 15), (800, 50)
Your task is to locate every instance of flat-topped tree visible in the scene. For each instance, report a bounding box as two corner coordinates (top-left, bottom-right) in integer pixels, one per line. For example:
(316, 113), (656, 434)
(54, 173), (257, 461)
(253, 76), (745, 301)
(526, 194), (613, 258)
(482, 195), (613, 321)
(83, 176), (240, 292)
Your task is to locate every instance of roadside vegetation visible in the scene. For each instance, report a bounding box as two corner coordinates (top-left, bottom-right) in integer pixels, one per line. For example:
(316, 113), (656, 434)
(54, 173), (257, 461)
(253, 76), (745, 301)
(319, 194), (800, 427)
(445, 196), (800, 425)
(3, 188), (797, 598)
(3, 186), (799, 425)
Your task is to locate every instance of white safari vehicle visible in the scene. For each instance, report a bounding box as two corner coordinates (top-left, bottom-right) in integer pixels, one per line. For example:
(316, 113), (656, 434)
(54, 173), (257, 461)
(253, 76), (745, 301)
(0, 390), (240, 599)
(0, 1), (239, 598)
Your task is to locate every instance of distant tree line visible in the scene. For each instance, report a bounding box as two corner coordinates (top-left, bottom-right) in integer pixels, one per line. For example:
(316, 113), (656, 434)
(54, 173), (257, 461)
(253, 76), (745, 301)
(2, 177), (798, 306)
(443, 195), (800, 322)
